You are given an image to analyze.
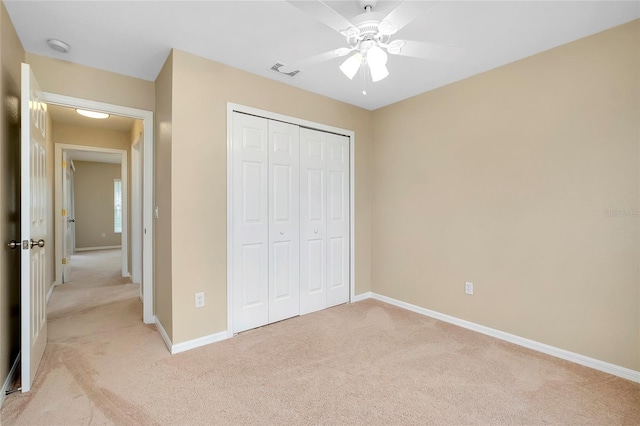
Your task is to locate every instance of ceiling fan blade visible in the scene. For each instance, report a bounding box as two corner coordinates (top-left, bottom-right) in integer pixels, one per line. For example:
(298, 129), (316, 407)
(281, 50), (344, 72)
(393, 41), (465, 62)
(286, 0), (355, 34)
(381, 1), (438, 33)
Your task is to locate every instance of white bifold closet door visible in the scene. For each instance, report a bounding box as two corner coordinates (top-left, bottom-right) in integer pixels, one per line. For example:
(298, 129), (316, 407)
(231, 112), (349, 333)
(232, 113), (300, 333)
(300, 127), (350, 315)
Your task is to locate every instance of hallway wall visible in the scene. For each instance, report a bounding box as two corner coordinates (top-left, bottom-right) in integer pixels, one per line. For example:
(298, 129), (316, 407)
(73, 161), (122, 249)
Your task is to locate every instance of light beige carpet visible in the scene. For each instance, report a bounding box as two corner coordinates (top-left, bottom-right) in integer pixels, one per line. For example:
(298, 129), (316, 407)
(2, 250), (639, 425)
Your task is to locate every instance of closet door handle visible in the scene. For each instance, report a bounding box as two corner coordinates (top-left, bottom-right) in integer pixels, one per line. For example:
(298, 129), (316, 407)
(280, 231), (284, 235)
(314, 229), (318, 234)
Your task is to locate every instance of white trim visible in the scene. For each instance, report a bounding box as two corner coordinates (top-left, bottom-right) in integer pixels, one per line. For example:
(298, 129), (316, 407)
(154, 316), (172, 353)
(54, 145), (128, 279)
(44, 92), (155, 325)
(131, 137), (142, 286)
(226, 103), (356, 336)
(75, 245), (122, 252)
(359, 292), (640, 383)
(46, 282), (55, 304)
(171, 332), (229, 355)
(352, 292), (371, 303)
(154, 316), (228, 355)
(0, 352), (20, 409)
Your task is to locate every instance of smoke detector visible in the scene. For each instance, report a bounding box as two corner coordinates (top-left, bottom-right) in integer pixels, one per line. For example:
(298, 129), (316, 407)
(47, 39), (70, 53)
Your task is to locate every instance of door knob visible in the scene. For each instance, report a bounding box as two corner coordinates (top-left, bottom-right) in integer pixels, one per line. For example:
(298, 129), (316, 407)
(280, 231), (284, 235)
(7, 240), (20, 249)
(68, 218), (75, 223)
(314, 230), (318, 234)
(30, 239), (45, 248)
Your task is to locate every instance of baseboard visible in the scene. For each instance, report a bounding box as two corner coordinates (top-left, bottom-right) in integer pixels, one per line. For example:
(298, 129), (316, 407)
(75, 245), (122, 252)
(1, 352), (21, 409)
(363, 293), (640, 384)
(172, 332), (229, 354)
(352, 292), (372, 303)
(46, 282), (55, 303)
(154, 316), (173, 353)
(153, 317), (228, 355)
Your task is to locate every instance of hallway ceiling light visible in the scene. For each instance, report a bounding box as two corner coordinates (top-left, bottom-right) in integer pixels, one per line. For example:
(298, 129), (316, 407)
(76, 109), (110, 119)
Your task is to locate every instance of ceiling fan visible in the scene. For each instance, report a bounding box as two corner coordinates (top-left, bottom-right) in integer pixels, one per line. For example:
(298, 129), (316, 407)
(284, 0), (460, 92)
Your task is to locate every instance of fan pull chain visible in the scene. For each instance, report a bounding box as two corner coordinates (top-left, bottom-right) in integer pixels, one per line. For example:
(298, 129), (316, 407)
(362, 66), (367, 95)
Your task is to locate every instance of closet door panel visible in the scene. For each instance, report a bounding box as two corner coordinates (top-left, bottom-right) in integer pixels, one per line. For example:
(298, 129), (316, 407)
(269, 121), (300, 323)
(300, 128), (327, 315)
(326, 134), (350, 307)
(232, 113), (269, 333)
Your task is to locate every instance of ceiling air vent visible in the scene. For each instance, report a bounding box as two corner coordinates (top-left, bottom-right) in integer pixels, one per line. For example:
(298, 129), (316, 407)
(270, 63), (300, 78)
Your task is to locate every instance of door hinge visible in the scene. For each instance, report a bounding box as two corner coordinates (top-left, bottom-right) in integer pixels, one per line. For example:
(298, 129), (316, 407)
(62, 209), (67, 217)
(62, 160), (66, 168)
(62, 258), (67, 265)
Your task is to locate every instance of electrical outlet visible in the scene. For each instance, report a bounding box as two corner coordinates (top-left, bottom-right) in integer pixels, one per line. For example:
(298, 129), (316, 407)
(465, 282), (474, 295)
(101, 233), (106, 238)
(195, 292), (205, 308)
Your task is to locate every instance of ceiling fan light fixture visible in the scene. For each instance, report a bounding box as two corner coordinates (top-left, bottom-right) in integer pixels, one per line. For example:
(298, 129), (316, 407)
(366, 45), (388, 66)
(369, 62), (389, 82)
(76, 109), (110, 119)
(340, 52), (363, 80)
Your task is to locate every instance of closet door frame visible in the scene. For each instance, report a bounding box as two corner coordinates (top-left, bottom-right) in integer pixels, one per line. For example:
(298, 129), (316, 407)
(226, 103), (356, 336)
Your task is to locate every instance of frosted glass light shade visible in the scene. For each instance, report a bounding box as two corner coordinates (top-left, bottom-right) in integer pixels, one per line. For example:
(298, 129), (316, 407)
(367, 46), (388, 66)
(76, 109), (109, 119)
(339, 53), (363, 80)
(369, 63), (389, 82)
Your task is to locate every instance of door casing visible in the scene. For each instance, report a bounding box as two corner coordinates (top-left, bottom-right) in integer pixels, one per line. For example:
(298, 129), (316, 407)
(226, 102), (356, 336)
(45, 92), (155, 324)
(55, 144), (128, 280)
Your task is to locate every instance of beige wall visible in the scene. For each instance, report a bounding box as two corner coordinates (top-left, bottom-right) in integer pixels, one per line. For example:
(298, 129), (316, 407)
(371, 21), (640, 371)
(154, 53), (173, 340)
(0, 0), (24, 397)
(167, 49), (373, 344)
(73, 161), (122, 249)
(53, 122), (131, 152)
(26, 53), (155, 111)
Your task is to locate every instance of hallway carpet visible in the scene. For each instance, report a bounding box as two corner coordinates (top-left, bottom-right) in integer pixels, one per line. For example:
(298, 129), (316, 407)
(1, 251), (639, 424)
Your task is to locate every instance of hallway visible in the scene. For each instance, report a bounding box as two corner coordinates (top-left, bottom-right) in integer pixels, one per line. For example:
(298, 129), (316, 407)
(51, 249), (138, 320)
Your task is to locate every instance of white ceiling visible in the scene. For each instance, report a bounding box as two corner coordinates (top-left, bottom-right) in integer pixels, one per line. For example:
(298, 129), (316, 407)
(5, 1), (639, 110)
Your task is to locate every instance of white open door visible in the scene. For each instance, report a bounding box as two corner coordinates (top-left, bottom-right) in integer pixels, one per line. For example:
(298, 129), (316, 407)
(21, 63), (48, 393)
